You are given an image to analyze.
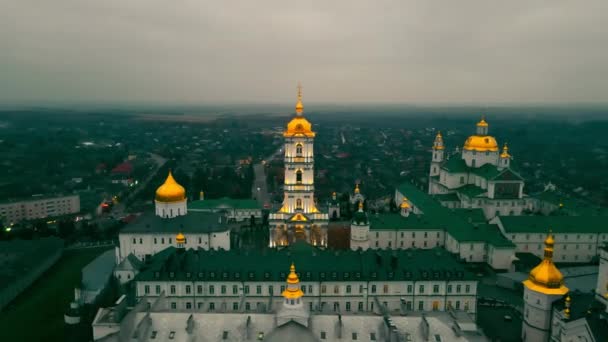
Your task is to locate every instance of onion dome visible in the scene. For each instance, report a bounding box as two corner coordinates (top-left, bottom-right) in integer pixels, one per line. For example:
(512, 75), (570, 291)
(176, 232), (186, 244)
(524, 231), (568, 295)
(400, 197), (411, 209)
(354, 183), (360, 194)
(155, 171), (186, 202)
(500, 143), (511, 158)
(282, 263), (304, 299)
(284, 83), (315, 137)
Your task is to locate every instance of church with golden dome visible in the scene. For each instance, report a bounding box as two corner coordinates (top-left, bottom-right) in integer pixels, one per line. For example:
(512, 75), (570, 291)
(268, 84), (329, 247)
(428, 117), (527, 220)
(115, 170), (231, 267)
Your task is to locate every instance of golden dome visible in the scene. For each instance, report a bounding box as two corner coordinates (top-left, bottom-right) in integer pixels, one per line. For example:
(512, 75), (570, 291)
(155, 171), (186, 203)
(500, 143), (511, 158)
(282, 263), (304, 299)
(284, 116), (315, 137)
(400, 197), (411, 209)
(524, 232), (568, 295)
(463, 135), (499, 152)
(176, 232), (185, 244)
(354, 183), (360, 194)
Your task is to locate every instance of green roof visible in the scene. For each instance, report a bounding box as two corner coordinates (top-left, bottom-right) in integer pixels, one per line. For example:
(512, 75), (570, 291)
(121, 211), (229, 234)
(457, 185), (486, 198)
(441, 157), (468, 173)
(452, 208), (487, 224)
(136, 242), (476, 283)
(397, 181), (514, 247)
(189, 197), (261, 210)
(369, 213), (441, 230)
(433, 193), (460, 202)
(499, 215), (606, 234)
(441, 158), (523, 182)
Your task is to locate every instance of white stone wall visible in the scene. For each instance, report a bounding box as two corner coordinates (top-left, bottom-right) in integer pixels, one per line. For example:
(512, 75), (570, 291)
(487, 246), (516, 270)
(368, 230), (443, 250)
(136, 279), (477, 316)
(155, 200), (187, 218)
(506, 232), (607, 263)
(0, 194), (80, 224)
(118, 231), (230, 262)
(461, 150), (499, 168)
(522, 287), (563, 342)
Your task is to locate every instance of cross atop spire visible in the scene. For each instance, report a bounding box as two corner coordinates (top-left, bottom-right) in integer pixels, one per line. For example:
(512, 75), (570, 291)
(295, 82), (304, 116)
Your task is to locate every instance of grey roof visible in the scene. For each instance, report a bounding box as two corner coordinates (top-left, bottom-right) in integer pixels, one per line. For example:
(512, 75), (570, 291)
(120, 211), (229, 234)
(82, 249), (116, 292)
(265, 321), (319, 342)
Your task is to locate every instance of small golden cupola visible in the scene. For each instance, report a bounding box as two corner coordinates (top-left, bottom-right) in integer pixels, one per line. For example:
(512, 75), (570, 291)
(463, 116), (498, 152)
(176, 232), (186, 244)
(155, 171), (186, 203)
(354, 183), (360, 194)
(500, 143), (511, 158)
(400, 197), (411, 209)
(524, 231), (569, 295)
(433, 131), (445, 150)
(284, 83), (315, 138)
(282, 263), (304, 300)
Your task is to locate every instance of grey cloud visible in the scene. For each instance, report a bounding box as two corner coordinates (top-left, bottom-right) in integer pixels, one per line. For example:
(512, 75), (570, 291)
(1, 0), (607, 105)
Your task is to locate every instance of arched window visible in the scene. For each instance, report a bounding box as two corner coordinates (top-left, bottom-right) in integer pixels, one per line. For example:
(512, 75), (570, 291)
(296, 143), (303, 156)
(296, 170), (302, 184)
(296, 199), (302, 209)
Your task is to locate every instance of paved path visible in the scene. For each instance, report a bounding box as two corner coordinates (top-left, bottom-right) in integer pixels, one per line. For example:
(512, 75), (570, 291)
(252, 148), (283, 208)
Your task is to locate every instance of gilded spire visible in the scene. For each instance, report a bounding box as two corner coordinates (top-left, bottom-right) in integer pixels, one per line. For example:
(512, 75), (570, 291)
(295, 82), (304, 116)
(500, 143), (511, 158)
(282, 262), (304, 299)
(523, 230), (568, 295)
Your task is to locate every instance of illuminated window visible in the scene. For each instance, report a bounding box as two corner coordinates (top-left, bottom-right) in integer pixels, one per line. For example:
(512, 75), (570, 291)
(296, 170), (302, 183)
(296, 143), (303, 155)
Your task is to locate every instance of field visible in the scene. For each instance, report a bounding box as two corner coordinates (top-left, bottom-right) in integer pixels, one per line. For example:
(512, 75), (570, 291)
(0, 246), (111, 341)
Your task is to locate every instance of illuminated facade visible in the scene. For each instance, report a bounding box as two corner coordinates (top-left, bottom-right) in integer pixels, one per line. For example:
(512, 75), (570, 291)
(269, 84), (328, 247)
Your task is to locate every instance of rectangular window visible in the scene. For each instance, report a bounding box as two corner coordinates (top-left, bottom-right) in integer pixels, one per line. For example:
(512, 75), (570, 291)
(244, 286), (250, 294)
(346, 302), (351, 311)
(171, 302), (176, 309)
(186, 285), (191, 294)
(455, 301), (460, 310)
(352, 332), (358, 340)
(209, 285), (215, 295)
(371, 285), (376, 294)
(383, 285), (389, 294)
(144, 285), (150, 294)
(209, 303), (215, 311)
(233, 302), (239, 310)
(465, 284), (471, 293)
(197, 285), (203, 294)
(269, 286), (274, 295)
(407, 285), (413, 293)
(456, 285), (461, 293)
(346, 285), (352, 294)
(433, 285), (439, 294)
(221, 285), (226, 294)
(358, 302), (363, 311)
(186, 302), (192, 309)
(170, 285), (176, 294)
(321, 285), (326, 294)
(334, 285), (339, 294)
(447, 285), (452, 293)
(156, 285), (161, 294)
(256, 285), (262, 294)
(419, 285), (424, 294)
(233, 285), (238, 294)
(418, 301), (424, 310)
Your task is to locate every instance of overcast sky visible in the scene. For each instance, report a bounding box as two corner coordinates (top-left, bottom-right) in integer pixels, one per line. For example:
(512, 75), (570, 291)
(1, 0), (607, 106)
